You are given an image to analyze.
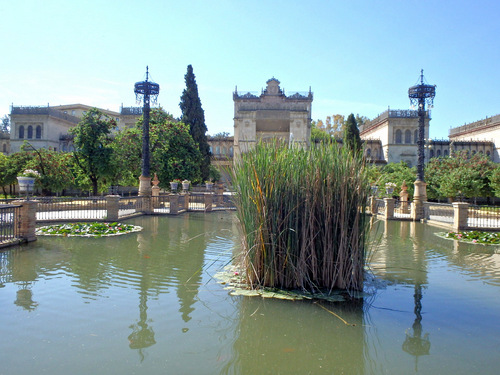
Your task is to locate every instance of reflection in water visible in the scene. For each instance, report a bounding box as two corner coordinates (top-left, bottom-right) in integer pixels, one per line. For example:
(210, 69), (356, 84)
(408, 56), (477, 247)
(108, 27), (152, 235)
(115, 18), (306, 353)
(14, 285), (38, 311)
(224, 297), (365, 375)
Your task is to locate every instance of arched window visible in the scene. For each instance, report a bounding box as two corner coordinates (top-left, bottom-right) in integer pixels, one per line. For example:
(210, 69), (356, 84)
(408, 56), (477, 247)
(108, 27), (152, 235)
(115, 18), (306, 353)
(366, 148), (371, 157)
(229, 146), (233, 156)
(36, 125), (42, 139)
(487, 151), (491, 158)
(216, 146), (220, 155)
(444, 150), (449, 157)
(222, 147), (226, 155)
(209, 146), (213, 153)
(2, 144), (6, 153)
(436, 149), (441, 157)
(430, 149), (434, 158)
(405, 130), (411, 144)
(19, 125), (24, 139)
(414, 130), (418, 144)
(395, 129), (402, 144)
(472, 150), (476, 155)
(27, 125), (33, 139)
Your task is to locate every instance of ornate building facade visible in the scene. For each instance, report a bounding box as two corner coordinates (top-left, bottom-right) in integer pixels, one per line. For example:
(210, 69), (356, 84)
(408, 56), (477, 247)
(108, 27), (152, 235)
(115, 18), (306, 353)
(360, 109), (496, 165)
(8, 104), (141, 154)
(233, 78), (313, 158)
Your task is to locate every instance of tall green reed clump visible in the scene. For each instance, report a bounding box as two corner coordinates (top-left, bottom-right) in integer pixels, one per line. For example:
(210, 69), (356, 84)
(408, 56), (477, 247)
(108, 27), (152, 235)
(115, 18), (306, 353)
(232, 141), (371, 292)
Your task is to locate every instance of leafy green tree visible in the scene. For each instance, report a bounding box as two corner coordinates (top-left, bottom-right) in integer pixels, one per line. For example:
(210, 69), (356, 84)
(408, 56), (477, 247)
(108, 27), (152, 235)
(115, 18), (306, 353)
(378, 161), (417, 198)
(425, 151), (494, 201)
(70, 108), (116, 196)
(343, 113), (361, 152)
(112, 109), (203, 187)
(179, 64), (211, 181)
(311, 122), (334, 143)
(489, 166), (500, 198)
(0, 151), (33, 197)
(22, 145), (75, 195)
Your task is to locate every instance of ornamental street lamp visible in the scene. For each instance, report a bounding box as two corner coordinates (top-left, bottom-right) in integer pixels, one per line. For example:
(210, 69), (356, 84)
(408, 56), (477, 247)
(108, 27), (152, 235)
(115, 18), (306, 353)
(408, 70), (436, 220)
(408, 70), (436, 182)
(135, 67), (160, 196)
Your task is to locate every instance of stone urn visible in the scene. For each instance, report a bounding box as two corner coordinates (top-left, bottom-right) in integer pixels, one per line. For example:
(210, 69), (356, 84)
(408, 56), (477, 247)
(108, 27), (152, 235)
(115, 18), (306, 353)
(17, 176), (35, 194)
(170, 181), (179, 191)
(182, 180), (190, 191)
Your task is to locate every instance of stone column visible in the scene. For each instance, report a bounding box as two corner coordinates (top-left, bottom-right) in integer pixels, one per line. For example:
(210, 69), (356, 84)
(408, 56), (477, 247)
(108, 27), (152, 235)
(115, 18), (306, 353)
(105, 195), (120, 222)
(215, 183), (224, 207)
(384, 198), (395, 220)
(453, 202), (469, 231)
(13, 200), (37, 242)
(204, 193), (213, 212)
(411, 180), (427, 221)
(138, 175), (152, 197)
(169, 194), (179, 215)
(181, 193), (189, 211)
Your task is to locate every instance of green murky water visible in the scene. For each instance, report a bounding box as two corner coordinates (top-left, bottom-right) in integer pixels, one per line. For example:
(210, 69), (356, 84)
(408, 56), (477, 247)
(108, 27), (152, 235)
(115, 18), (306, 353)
(1, 214), (499, 374)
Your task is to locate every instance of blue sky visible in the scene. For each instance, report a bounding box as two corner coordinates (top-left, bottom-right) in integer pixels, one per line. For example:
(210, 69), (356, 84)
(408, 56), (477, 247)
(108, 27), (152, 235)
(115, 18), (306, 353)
(1, 0), (499, 140)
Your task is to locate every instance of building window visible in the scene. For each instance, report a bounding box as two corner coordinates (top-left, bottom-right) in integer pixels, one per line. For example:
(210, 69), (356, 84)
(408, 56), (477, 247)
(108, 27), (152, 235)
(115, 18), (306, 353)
(405, 130), (411, 144)
(2, 144), (6, 153)
(222, 147), (226, 155)
(436, 149), (441, 157)
(395, 129), (402, 144)
(19, 125), (24, 139)
(229, 146), (233, 156)
(430, 149), (434, 158)
(216, 146), (220, 155)
(366, 148), (371, 157)
(27, 125), (33, 139)
(414, 130), (418, 144)
(487, 151), (491, 157)
(209, 146), (213, 153)
(444, 150), (449, 157)
(36, 125), (42, 139)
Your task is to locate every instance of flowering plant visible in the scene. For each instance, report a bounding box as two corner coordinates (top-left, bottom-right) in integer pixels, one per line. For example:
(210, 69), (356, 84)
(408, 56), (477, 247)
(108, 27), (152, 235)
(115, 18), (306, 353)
(171, 179), (182, 184)
(385, 182), (396, 189)
(19, 169), (41, 178)
(182, 180), (190, 184)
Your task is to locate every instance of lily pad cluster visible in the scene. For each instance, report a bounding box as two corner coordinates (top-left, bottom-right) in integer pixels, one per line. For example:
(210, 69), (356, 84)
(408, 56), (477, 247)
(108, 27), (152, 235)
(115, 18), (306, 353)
(215, 265), (364, 302)
(36, 222), (142, 237)
(442, 230), (500, 245)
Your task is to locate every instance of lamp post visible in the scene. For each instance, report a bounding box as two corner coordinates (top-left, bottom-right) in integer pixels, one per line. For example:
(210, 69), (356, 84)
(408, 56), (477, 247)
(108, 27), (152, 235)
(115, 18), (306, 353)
(135, 67), (160, 196)
(408, 70), (435, 220)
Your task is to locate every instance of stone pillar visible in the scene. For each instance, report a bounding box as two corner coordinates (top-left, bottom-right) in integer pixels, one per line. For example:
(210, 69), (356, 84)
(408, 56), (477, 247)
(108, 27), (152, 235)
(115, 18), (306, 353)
(384, 198), (395, 220)
(181, 193), (189, 211)
(142, 196), (153, 215)
(453, 202), (469, 231)
(215, 183), (224, 206)
(105, 195), (120, 222)
(169, 194), (179, 215)
(411, 180), (427, 221)
(399, 181), (410, 214)
(204, 193), (213, 212)
(369, 196), (377, 215)
(13, 200), (37, 242)
(138, 175), (152, 197)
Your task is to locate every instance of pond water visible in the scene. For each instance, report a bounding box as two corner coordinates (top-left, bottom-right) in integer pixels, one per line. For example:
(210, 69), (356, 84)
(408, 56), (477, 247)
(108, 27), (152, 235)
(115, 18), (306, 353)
(1, 213), (499, 375)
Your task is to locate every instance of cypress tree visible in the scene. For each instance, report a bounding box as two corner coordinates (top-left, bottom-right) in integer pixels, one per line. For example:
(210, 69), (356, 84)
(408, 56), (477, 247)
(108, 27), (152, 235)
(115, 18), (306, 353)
(179, 64), (211, 181)
(343, 113), (362, 153)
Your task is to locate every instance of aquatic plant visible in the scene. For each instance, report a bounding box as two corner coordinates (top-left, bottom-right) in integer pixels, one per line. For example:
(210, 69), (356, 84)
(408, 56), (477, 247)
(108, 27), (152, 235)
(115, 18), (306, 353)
(36, 222), (142, 237)
(231, 141), (370, 293)
(444, 230), (500, 244)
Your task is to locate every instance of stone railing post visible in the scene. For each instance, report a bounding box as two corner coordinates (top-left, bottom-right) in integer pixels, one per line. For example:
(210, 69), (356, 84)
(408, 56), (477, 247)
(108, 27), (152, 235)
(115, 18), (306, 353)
(169, 194), (179, 215)
(411, 180), (427, 221)
(181, 193), (189, 211)
(13, 200), (37, 242)
(215, 183), (224, 206)
(384, 198), (395, 220)
(453, 202), (469, 231)
(105, 195), (120, 221)
(142, 196), (153, 215)
(369, 196), (377, 215)
(204, 193), (213, 212)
